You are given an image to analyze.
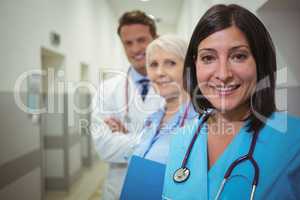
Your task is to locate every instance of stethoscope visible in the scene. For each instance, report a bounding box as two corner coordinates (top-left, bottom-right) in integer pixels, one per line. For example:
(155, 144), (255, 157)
(124, 68), (131, 123)
(142, 102), (191, 158)
(173, 112), (260, 200)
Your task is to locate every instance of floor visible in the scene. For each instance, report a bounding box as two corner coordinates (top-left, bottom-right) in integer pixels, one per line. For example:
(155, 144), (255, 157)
(46, 159), (108, 200)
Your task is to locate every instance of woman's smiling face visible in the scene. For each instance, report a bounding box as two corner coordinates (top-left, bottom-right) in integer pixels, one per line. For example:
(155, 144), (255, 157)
(147, 47), (184, 101)
(195, 26), (257, 114)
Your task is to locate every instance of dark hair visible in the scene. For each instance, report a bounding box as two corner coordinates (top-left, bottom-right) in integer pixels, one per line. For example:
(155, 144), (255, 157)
(184, 4), (277, 134)
(117, 10), (157, 38)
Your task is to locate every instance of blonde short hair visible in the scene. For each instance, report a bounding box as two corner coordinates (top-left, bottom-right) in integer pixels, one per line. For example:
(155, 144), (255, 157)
(146, 35), (188, 67)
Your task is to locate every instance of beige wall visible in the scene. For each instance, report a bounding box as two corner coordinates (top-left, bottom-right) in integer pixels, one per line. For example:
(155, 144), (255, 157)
(0, 0), (126, 93)
(0, 0), (124, 199)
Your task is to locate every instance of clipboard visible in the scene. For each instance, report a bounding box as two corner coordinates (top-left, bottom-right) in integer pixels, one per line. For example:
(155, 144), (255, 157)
(120, 155), (166, 200)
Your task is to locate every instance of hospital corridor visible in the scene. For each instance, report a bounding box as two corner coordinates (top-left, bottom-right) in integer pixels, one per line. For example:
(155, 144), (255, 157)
(0, 0), (300, 200)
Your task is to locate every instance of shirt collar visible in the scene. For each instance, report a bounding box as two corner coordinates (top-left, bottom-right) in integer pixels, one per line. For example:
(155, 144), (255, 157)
(129, 66), (148, 84)
(150, 102), (199, 131)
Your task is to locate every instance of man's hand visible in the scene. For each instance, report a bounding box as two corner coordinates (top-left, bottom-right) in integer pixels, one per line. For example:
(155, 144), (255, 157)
(104, 117), (128, 134)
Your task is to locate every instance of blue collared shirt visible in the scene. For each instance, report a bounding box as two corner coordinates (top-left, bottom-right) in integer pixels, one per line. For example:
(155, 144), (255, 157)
(129, 67), (149, 100)
(134, 102), (199, 164)
(129, 66), (148, 85)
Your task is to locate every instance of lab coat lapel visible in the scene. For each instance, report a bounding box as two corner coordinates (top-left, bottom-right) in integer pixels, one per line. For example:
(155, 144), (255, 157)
(112, 76), (144, 133)
(113, 76), (128, 117)
(127, 78), (146, 132)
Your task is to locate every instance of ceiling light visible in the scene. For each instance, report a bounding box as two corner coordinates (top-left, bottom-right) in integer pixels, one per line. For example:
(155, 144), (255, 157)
(148, 14), (155, 19)
(147, 14), (162, 23)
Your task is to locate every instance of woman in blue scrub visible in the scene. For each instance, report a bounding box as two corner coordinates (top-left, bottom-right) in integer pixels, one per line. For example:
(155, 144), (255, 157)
(163, 4), (300, 200)
(133, 35), (198, 164)
(120, 35), (198, 199)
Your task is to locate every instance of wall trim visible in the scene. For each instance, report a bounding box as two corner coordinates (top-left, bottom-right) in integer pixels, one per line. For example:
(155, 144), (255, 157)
(0, 149), (41, 190)
(45, 168), (82, 191)
(69, 168), (82, 188)
(44, 134), (80, 149)
(69, 134), (81, 147)
(44, 136), (64, 149)
(45, 177), (67, 190)
(82, 157), (92, 167)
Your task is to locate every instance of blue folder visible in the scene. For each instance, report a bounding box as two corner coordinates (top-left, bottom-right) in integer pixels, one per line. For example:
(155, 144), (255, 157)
(120, 155), (166, 200)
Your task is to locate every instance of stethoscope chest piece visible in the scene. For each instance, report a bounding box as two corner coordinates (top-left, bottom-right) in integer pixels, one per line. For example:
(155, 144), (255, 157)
(173, 167), (190, 183)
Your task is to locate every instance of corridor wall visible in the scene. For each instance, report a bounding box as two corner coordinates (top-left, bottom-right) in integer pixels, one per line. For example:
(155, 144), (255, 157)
(0, 0), (124, 199)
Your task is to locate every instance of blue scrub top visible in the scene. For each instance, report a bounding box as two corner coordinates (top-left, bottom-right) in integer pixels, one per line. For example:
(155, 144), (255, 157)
(134, 102), (198, 164)
(163, 112), (300, 200)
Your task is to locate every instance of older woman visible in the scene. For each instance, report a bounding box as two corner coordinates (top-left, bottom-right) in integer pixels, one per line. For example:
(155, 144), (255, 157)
(133, 34), (198, 164)
(120, 35), (198, 199)
(163, 4), (300, 200)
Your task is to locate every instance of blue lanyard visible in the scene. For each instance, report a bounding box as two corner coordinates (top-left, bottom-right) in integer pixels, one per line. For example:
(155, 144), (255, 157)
(142, 102), (191, 158)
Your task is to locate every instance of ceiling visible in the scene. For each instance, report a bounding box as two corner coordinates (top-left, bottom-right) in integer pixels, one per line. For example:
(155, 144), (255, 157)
(107, 0), (184, 31)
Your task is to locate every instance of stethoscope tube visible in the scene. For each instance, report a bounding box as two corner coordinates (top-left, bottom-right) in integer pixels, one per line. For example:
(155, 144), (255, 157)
(173, 113), (210, 183)
(142, 102), (192, 158)
(173, 113), (260, 200)
(180, 113), (210, 169)
(124, 68), (130, 122)
(214, 131), (259, 200)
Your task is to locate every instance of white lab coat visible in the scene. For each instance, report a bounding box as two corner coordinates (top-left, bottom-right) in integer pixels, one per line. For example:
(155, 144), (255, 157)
(91, 70), (163, 200)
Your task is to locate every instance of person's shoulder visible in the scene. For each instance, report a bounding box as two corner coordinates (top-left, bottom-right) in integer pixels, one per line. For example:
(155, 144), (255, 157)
(171, 118), (200, 146)
(262, 112), (300, 170)
(268, 111), (300, 122)
(262, 112), (300, 144)
(266, 112), (300, 133)
(186, 104), (199, 120)
(98, 73), (127, 95)
(101, 73), (126, 87)
(148, 108), (163, 119)
(143, 108), (164, 128)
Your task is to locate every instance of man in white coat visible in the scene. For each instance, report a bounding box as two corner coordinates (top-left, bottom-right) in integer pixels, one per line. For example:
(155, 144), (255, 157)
(91, 11), (163, 200)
